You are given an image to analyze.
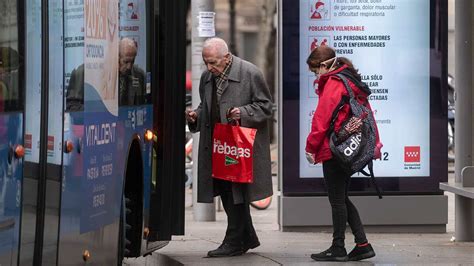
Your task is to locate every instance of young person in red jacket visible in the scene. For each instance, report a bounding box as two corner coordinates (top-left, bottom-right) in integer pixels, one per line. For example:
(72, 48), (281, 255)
(305, 46), (381, 262)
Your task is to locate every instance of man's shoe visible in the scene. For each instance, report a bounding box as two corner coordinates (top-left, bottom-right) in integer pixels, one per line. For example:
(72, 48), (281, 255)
(243, 239), (260, 253)
(207, 243), (244, 257)
(348, 243), (375, 261)
(310, 246), (348, 262)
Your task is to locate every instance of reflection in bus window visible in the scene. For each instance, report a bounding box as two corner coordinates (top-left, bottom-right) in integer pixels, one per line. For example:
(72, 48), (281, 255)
(65, 64), (84, 111)
(65, 38), (146, 111)
(0, 47), (20, 112)
(118, 37), (146, 106)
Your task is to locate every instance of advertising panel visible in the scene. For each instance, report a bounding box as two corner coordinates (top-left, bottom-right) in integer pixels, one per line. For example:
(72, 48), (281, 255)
(282, 0), (447, 195)
(301, 0), (430, 178)
(24, 0), (42, 163)
(47, 0), (65, 165)
(81, 0), (119, 233)
(119, 0), (147, 72)
(64, 0), (84, 90)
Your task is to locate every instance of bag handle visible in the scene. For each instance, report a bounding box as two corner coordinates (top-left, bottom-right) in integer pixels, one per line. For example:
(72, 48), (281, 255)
(327, 96), (349, 137)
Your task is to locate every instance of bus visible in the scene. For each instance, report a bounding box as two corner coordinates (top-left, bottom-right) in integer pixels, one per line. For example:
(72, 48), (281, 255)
(0, 0), (186, 264)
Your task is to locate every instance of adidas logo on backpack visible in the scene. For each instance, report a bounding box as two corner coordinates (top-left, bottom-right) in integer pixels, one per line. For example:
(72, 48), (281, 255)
(343, 133), (362, 157)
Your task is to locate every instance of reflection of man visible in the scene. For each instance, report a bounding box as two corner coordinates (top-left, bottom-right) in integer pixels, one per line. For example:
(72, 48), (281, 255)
(0, 63), (6, 113)
(0, 47), (20, 112)
(66, 64), (85, 111)
(185, 37), (273, 257)
(66, 37), (146, 111)
(118, 38), (145, 106)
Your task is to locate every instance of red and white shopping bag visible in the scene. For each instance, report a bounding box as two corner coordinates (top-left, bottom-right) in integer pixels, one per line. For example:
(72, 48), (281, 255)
(212, 123), (257, 183)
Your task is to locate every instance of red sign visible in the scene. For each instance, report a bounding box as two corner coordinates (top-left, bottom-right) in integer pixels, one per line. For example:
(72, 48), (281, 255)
(47, 136), (54, 151)
(25, 134), (32, 149)
(404, 146), (420, 163)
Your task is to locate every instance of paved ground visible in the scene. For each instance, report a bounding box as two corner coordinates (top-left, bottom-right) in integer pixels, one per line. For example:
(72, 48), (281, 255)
(125, 163), (474, 265)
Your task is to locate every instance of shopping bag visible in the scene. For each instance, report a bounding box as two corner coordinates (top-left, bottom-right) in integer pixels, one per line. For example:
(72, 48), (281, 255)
(212, 123), (257, 183)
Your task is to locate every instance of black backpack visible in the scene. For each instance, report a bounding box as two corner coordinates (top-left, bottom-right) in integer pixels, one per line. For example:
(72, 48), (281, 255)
(328, 71), (382, 199)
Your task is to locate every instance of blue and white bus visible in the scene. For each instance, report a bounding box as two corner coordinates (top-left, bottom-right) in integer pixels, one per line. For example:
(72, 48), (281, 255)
(0, 0), (186, 264)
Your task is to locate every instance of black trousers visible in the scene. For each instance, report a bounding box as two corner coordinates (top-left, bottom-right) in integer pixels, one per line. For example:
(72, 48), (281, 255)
(215, 180), (258, 247)
(322, 159), (368, 248)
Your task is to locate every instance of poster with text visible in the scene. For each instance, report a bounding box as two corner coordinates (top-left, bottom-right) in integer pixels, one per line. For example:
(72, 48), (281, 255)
(47, 0), (64, 165)
(119, 0), (147, 71)
(85, 0), (119, 115)
(81, 0), (119, 233)
(300, 0), (430, 178)
(64, 0), (85, 90)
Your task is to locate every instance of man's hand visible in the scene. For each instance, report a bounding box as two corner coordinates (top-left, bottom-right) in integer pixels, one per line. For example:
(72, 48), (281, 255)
(305, 152), (316, 165)
(185, 108), (197, 123)
(227, 107), (241, 121)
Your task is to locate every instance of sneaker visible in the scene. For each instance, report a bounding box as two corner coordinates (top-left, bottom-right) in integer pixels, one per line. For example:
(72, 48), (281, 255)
(348, 243), (376, 261)
(310, 246), (348, 262)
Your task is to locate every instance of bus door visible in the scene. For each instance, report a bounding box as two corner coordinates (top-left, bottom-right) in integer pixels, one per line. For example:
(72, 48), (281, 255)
(60, 0), (153, 263)
(58, 0), (123, 263)
(12, 0), (186, 264)
(0, 0), (24, 264)
(20, 0), (65, 264)
(147, 0), (186, 244)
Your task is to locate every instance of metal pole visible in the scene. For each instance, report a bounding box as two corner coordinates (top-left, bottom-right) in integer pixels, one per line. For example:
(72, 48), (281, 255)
(454, 0), (474, 241)
(229, 0), (237, 55)
(191, 0), (216, 221)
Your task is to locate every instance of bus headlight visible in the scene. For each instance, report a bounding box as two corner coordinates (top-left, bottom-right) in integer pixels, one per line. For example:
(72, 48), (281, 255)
(144, 129), (157, 142)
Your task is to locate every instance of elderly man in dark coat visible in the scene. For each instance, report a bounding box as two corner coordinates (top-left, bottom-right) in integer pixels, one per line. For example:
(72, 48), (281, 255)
(186, 37), (273, 257)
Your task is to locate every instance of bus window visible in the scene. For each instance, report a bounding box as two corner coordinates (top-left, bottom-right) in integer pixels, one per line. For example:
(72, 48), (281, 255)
(0, 47), (21, 112)
(65, 37), (147, 111)
(65, 65), (84, 112)
(0, 1), (24, 265)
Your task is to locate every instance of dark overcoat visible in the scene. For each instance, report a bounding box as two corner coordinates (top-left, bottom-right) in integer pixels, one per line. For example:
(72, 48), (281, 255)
(189, 56), (273, 204)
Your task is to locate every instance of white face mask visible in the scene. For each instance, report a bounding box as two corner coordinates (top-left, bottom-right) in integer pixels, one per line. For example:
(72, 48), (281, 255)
(310, 56), (337, 82)
(320, 56), (337, 74)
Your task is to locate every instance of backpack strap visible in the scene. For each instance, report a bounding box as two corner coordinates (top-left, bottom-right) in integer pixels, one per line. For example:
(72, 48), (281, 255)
(327, 73), (358, 136)
(368, 161), (383, 199)
(339, 69), (372, 95)
(335, 74), (355, 99)
(327, 95), (349, 137)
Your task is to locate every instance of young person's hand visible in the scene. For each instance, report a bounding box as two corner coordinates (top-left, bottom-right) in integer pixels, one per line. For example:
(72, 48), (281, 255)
(305, 152), (316, 164)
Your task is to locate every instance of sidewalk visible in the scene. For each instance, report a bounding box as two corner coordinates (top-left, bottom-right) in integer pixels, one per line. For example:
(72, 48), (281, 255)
(127, 164), (473, 265)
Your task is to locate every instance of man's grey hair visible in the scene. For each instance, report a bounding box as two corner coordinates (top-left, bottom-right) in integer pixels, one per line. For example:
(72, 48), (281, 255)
(120, 37), (137, 54)
(203, 37), (229, 57)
